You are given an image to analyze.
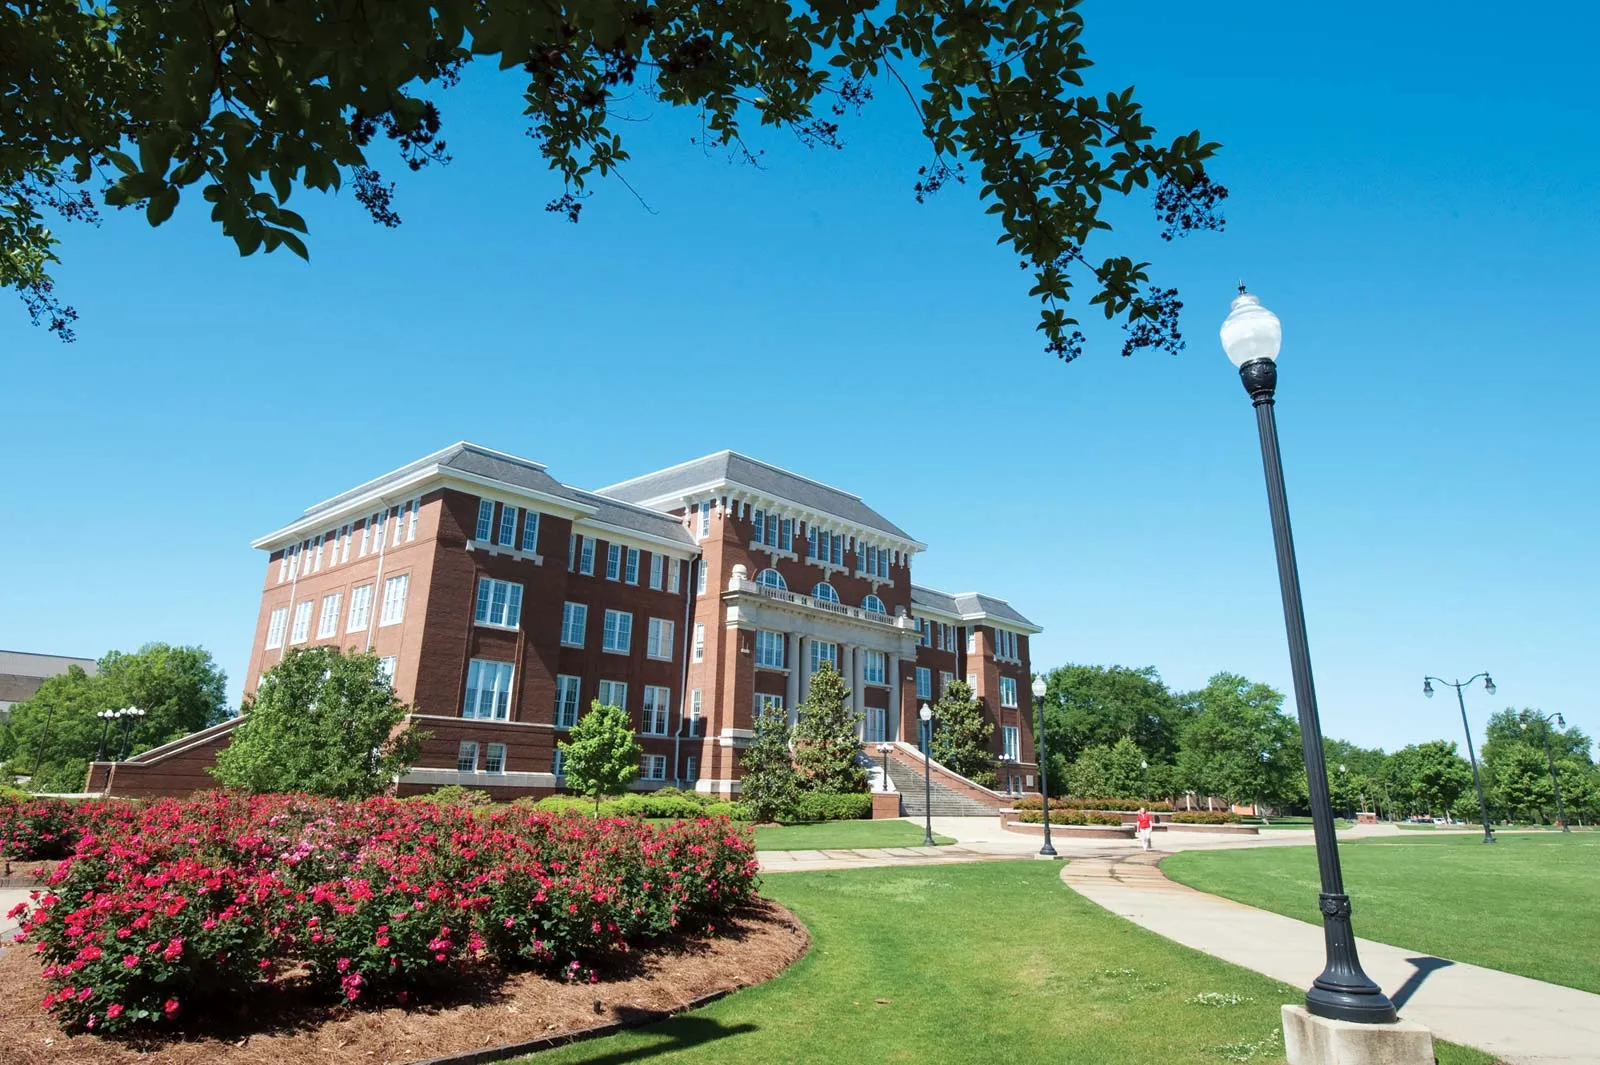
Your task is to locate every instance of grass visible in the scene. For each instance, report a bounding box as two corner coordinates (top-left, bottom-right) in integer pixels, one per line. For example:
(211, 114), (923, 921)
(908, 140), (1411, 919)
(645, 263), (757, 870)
(516, 863), (1493, 1065)
(1164, 833), (1600, 994)
(752, 820), (955, 850)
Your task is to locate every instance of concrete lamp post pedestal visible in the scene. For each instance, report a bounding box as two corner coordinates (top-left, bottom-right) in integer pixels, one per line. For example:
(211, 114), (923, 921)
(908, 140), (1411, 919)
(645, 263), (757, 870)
(1282, 1007), (1434, 1065)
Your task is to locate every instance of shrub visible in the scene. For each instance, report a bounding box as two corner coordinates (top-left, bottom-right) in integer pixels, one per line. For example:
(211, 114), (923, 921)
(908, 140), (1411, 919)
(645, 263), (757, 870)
(0, 796), (84, 859)
(1016, 809), (1124, 826)
(1011, 796), (1171, 813)
(418, 785), (495, 807)
(1171, 811), (1242, 824)
(788, 792), (872, 823)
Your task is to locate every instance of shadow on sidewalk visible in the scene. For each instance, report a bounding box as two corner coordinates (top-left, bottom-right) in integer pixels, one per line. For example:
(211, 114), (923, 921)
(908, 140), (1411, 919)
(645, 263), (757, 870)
(1391, 956), (1454, 1009)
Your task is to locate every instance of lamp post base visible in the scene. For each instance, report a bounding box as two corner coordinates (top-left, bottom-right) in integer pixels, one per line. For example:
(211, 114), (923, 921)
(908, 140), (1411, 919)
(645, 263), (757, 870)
(1282, 1006), (1432, 1065)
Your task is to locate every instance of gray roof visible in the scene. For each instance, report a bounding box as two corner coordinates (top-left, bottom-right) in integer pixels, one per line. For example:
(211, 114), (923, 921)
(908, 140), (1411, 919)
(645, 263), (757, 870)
(303, 443), (569, 519)
(910, 586), (1040, 632)
(600, 451), (917, 543)
(557, 486), (696, 547)
(0, 651), (97, 708)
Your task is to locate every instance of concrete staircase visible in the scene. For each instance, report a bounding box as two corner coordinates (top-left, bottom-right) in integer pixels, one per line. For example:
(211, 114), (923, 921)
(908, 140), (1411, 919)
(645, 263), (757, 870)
(884, 757), (1000, 818)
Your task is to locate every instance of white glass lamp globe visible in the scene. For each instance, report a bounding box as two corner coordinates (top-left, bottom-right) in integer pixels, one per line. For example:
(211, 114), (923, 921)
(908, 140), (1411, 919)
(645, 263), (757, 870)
(919, 703), (932, 722)
(1031, 677), (1046, 699)
(1219, 288), (1282, 367)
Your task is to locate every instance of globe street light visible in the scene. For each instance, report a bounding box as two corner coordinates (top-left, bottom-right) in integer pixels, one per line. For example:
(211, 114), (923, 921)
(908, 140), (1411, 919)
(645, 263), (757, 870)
(117, 706), (146, 762)
(1032, 676), (1056, 858)
(877, 743), (894, 794)
(96, 708), (119, 762)
(1422, 674), (1496, 843)
(1533, 712), (1572, 832)
(1141, 759), (1150, 802)
(1223, 286), (1396, 1024)
(919, 703), (936, 847)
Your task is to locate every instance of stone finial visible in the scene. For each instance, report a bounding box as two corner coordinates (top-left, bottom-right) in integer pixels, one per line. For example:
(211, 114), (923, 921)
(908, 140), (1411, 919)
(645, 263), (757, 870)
(729, 563), (748, 590)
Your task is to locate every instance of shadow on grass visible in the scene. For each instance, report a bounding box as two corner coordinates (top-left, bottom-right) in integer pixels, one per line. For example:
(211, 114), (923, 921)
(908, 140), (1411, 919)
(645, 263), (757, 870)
(1391, 956), (1454, 1010)
(555, 1011), (759, 1065)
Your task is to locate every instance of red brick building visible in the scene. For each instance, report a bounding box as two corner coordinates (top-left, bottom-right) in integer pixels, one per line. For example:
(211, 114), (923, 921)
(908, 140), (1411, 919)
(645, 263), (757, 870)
(116, 444), (1041, 799)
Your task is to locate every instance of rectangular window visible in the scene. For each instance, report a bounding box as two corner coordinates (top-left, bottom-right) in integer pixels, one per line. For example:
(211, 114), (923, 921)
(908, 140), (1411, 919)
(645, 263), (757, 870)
(866, 707), (887, 743)
(916, 618), (931, 647)
(754, 630), (785, 669)
(649, 553), (664, 590)
(521, 510), (539, 553)
(474, 577), (524, 629)
(568, 533), (578, 571)
(485, 743), (506, 774)
(642, 754), (667, 781)
(457, 741), (479, 773)
(317, 593), (342, 638)
(555, 674), (582, 728)
(602, 609), (632, 654)
(625, 547), (640, 584)
(967, 671), (978, 691)
(347, 584), (374, 633)
(941, 671), (954, 694)
(642, 685), (671, 735)
(755, 693), (785, 720)
(312, 533), (324, 573)
(689, 689), (702, 733)
(498, 503), (518, 547)
(606, 543), (622, 581)
(809, 640), (838, 673)
(831, 533), (842, 566)
(359, 522), (370, 558)
(406, 499), (418, 542)
(379, 574), (409, 626)
(598, 678), (627, 710)
(290, 600), (313, 644)
(374, 510), (388, 551)
(684, 755), (698, 783)
(340, 523), (352, 563)
(753, 508), (765, 544)
(646, 618), (675, 660)
(463, 659), (515, 720)
(393, 504), (405, 546)
(277, 549), (289, 584)
(265, 607), (289, 649)
(668, 560), (681, 594)
(552, 748), (566, 776)
(863, 650), (886, 686)
(475, 499), (494, 541)
(378, 656), (397, 684)
(1003, 725), (1021, 762)
(966, 631), (977, 654)
(915, 666), (932, 700)
(697, 502), (710, 539)
(696, 563), (707, 595)
(1000, 677), (1018, 708)
(780, 518), (793, 551)
(693, 623), (705, 662)
(561, 602), (587, 647)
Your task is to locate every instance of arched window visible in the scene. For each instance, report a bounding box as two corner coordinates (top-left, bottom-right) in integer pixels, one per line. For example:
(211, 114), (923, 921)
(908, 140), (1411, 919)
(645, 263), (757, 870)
(862, 594), (887, 615)
(756, 568), (787, 591)
(812, 582), (839, 604)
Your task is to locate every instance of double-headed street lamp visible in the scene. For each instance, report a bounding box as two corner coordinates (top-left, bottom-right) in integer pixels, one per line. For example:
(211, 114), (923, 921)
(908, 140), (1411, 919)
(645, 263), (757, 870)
(1422, 674), (1496, 843)
(877, 743), (894, 794)
(1533, 712), (1572, 832)
(96, 708), (119, 762)
(1223, 286), (1396, 1024)
(115, 706), (147, 761)
(918, 703), (936, 847)
(1140, 759), (1150, 802)
(1031, 676), (1056, 858)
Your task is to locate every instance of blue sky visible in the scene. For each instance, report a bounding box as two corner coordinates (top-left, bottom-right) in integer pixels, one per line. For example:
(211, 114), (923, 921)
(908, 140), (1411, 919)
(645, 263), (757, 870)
(3, 2), (1595, 757)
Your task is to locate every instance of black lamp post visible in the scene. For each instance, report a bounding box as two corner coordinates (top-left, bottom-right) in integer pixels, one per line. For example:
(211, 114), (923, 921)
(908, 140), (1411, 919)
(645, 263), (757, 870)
(116, 706), (146, 761)
(96, 708), (119, 762)
(1534, 712), (1572, 832)
(918, 703), (936, 847)
(1141, 759), (1150, 803)
(877, 743), (894, 793)
(1223, 286), (1397, 1024)
(1422, 674), (1496, 843)
(1032, 677), (1056, 858)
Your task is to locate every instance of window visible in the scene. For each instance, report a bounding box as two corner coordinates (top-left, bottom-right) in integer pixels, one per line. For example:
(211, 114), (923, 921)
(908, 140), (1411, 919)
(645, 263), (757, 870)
(967, 631), (977, 654)
(866, 707), (887, 743)
(475, 577), (524, 629)
(1000, 677), (1018, 708)
(807, 526), (842, 565)
(521, 510), (539, 553)
(668, 560), (681, 594)
(649, 553), (664, 590)
(568, 533), (578, 570)
(755, 630), (785, 669)
(606, 543), (622, 581)
(689, 689), (702, 733)
(475, 499), (494, 541)
(863, 650), (886, 685)
(598, 679), (627, 710)
(642, 686), (671, 735)
(561, 602), (587, 647)
(995, 630), (1019, 661)
(265, 607), (289, 649)
(696, 563), (707, 595)
(810, 641), (838, 673)
(347, 584), (374, 633)
(394, 501), (409, 545)
(752, 508), (788, 550)
(552, 748), (566, 776)
(555, 675), (582, 728)
(485, 743), (506, 774)
(602, 610), (632, 654)
(380, 574), (409, 626)
(862, 594), (886, 615)
(755, 693), (785, 720)
(642, 754), (667, 781)
(1003, 725), (1021, 762)
(915, 666), (932, 700)
(753, 508), (765, 544)
(463, 660), (515, 720)
(780, 518), (792, 551)
(697, 501), (711, 539)
(647, 618), (675, 660)
(290, 600), (313, 644)
(916, 618), (931, 647)
(378, 656), (397, 685)
(693, 623), (705, 662)
(756, 568), (787, 591)
(406, 498), (418, 542)
(317, 593), (342, 638)
(625, 547), (640, 584)
(359, 522), (371, 558)
(457, 741), (479, 773)
(812, 582), (839, 604)
(967, 671), (978, 691)
(340, 523), (352, 563)
(941, 671), (954, 694)
(277, 550), (289, 584)
(312, 534), (323, 572)
(684, 755), (698, 783)
(579, 536), (595, 575)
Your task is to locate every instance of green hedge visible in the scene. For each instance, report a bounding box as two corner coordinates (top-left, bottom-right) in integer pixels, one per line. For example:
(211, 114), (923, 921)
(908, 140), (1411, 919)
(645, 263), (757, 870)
(515, 788), (747, 821)
(1012, 796), (1171, 813)
(788, 792), (872, 823)
(1016, 809), (1125, 827)
(1171, 811), (1242, 824)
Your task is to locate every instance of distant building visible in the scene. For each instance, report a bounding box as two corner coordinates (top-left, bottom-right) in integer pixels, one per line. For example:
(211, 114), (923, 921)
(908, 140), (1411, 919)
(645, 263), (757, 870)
(0, 650), (98, 721)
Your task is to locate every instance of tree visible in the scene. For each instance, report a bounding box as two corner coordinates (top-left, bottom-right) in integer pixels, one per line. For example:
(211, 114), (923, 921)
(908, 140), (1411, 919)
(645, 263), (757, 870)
(928, 678), (994, 784)
(1065, 737), (1148, 800)
(2, 643), (228, 793)
(1484, 708), (1594, 765)
(212, 647), (422, 798)
(1488, 743), (1555, 824)
(558, 699), (644, 814)
(1385, 740), (1473, 819)
(4, 2), (1225, 355)
(738, 706), (800, 824)
(792, 663), (867, 794)
(1039, 665), (1186, 776)
(1174, 672), (1299, 812)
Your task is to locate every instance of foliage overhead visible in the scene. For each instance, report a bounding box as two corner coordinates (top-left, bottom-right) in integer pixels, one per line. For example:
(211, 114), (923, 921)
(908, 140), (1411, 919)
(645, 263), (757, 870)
(928, 677), (994, 782)
(792, 663), (868, 794)
(558, 698), (644, 812)
(211, 647), (422, 798)
(2, 0), (1225, 354)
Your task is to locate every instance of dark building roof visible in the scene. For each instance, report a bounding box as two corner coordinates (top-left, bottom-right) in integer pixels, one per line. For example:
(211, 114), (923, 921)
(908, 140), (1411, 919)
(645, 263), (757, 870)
(557, 485), (696, 546)
(600, 450), (917, 543)
(0, 651), (98, 710)
(303, 443), (570, 518)
(910, 586), (1040, 632)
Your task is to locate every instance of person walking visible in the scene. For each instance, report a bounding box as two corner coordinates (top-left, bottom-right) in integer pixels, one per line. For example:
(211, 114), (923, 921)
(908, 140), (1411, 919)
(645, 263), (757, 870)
(1135, 807), (1154, 851)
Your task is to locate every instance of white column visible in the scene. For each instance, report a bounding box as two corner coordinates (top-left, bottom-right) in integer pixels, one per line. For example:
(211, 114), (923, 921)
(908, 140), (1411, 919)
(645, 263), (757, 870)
(888, 653), (901, 741)
(798, 635), (812, 712)
(850, 644), (866, 740)
(786, 632), (802, 724)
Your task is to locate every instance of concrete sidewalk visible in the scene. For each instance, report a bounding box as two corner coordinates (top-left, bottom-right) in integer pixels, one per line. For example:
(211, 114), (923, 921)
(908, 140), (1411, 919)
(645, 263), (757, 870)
(1062, 852), (1600, 1065)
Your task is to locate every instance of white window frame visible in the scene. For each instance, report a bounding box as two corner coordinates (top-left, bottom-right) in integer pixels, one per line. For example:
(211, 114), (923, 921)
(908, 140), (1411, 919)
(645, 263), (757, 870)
(474, 576), (524, 630)
(863, 650), (886, 686)
(668, 559), (681, 594)
(290, 600), (313, 644)
(812, 582), (839, 604)
(602, 609), (633, 654)
(649, 553), (664, 590)
(866, 707), (887, 743)
(347, 584), (374, 633)
(406, 498), (418, 542)
(463, 659), (515, 720)
(497, 504), (518, 547)
(754, 630), (785, 669)
(862, 594), (886, 615)
(693, 623), (705, 662)
(642, 685), (671, 735)
(316, 593), (342, 638)
(1000, 677), (1018, 708)
(598, 678), (628, 710)
(475, 500), (493, 542)
(696, 502), (709, 539)
(606, 542), (622, 581)
(809, 640), (838, 673)
(340, 523), (352, 563)
(756, 568), (787, 590)
(625, 547), (640, 585)
(689, 689), (702, 732)
(312, 533), (323, 572)
(967, 671), (978, 691)
(359, 522), (370, 558)
(555, 674), (582, 729)
(642, 754), (667, 781)
(684, 755), (699, 782)
(552, 748), (566, 776)
(755, 692), (785, 720)
(967, 631), (977, 654)
(265, 607), (289, 650)
(379, 574), (409, 627)
(377, 656), (397, 685)
(916, 666), (932, 700)
(561, 602), (587, 647)
(579, 536), (595, 575)
(1003, 725), (1021, 762)
(485, 743), (506, 774)
(457, 741), (479, 773)
(521, 510), (540, 553)
(696, 563), (707, 595)
(941, 671), (954, 694)
(646, 617), (675, 660)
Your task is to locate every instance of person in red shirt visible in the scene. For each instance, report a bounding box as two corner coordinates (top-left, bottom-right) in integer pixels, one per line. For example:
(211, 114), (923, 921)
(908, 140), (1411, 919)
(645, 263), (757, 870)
(1135, 807), (1154, 851)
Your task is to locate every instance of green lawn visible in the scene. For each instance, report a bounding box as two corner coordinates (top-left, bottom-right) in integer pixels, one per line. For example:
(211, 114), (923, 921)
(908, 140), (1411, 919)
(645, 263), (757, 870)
(517, 863), (1491, 1065)
(752, 819), (955, 851)
(1164, 834), (1600, 994)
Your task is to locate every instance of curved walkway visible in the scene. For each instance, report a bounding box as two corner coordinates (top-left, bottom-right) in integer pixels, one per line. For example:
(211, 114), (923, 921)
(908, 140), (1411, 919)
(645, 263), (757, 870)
(1062, 850), (1600, 1065)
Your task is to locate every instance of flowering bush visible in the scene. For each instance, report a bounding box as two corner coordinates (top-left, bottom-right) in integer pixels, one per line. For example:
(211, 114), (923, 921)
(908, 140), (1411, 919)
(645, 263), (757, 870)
(0, 797), (86, 860)
(1171, 811), (1243, 824)
(7, 793), (759, 1034)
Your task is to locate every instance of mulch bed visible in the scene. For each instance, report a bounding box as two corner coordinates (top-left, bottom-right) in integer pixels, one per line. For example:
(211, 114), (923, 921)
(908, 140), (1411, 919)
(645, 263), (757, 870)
(0, 900), (808, 1065)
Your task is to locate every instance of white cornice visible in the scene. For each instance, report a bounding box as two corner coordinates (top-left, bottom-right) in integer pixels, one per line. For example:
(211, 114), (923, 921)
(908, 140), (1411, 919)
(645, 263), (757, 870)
(572, 517), (701, 559)
(627, 478), (927, 556)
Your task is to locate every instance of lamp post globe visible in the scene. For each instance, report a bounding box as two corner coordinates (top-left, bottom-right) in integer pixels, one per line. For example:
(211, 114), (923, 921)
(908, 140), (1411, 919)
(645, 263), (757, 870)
(1031, 676), (1055, 857)
(1535, 712), (1572, 832)
(95, 708), (116, 762)
(1222, 286), (1395, 1025)
(918, 703), (935, 847)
